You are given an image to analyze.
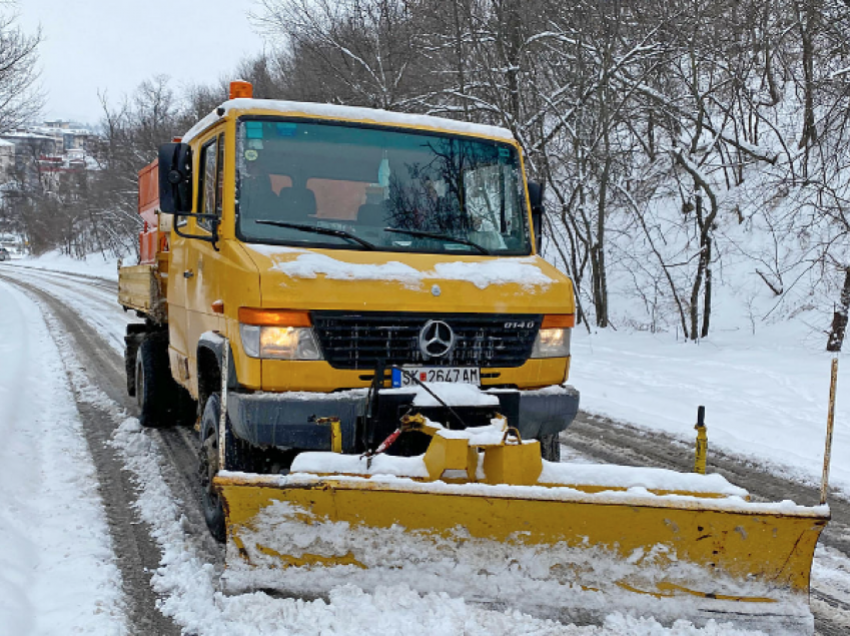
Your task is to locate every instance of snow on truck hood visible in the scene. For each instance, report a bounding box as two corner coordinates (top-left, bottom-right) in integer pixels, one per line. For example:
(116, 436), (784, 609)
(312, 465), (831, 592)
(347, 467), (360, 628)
(241, 245), (572, 314)
(253, 245), (552, 290)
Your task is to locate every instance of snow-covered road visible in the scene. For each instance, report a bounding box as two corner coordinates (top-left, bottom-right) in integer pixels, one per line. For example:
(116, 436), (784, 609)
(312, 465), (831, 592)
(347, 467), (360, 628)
(1, 257), (849, 635)
(0, 280), (125, 635)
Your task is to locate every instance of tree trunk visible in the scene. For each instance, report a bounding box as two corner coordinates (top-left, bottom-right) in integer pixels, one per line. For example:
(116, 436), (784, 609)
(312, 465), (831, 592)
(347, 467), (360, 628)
(701, 233), (712, 338)
(797, 0), (818, 176)
(689, 195), (705, 340)
(827, 266), (850, 352)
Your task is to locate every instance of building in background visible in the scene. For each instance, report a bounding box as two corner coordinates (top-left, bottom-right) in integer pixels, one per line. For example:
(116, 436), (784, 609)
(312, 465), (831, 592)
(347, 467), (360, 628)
(0, 121), (97, 255)
(0, 120), (93, 176)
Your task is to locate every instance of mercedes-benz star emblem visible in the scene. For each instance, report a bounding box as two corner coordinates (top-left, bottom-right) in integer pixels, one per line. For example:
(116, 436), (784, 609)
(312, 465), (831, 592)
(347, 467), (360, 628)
(418, 320), (455, 358)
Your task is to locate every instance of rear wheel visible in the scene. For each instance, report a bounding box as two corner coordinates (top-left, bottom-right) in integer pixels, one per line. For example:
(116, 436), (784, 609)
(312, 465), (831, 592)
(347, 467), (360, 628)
(134, 335), (193, 427)
(124, 325), (147, 397)
(135, 337), (172, 427)
(538, 433), (561, 463)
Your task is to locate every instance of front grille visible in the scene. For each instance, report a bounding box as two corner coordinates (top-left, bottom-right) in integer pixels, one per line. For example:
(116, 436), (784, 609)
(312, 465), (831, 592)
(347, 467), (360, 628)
(311, 311), (541, 370)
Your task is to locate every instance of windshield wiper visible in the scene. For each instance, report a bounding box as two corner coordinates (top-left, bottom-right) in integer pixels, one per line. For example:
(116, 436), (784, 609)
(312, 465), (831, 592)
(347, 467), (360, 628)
(255, 220), (377, 251)
(384, 228), (491, 255)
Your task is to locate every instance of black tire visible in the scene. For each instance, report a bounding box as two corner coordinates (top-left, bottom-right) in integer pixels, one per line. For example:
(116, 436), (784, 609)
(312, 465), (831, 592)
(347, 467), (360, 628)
(538, 433), (561, 463)
(125, 336), (141, 397)
(124, 325), (147, 397)
(199, 393), (253, 542)
(125, 349), (136, 397)
(175, 386), (199, 428)
(135, 336), (176, 427)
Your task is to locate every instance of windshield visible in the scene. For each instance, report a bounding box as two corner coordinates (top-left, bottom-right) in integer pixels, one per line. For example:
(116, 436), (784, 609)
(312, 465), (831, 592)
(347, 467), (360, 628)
(236, 118), (530, 255)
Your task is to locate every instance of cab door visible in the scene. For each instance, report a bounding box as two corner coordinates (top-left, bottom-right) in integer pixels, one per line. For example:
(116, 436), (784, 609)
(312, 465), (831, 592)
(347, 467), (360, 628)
(182, 132), (227, 392)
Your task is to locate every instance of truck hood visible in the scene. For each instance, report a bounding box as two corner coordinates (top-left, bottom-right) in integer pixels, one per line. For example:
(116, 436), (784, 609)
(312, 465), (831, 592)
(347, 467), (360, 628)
(241, 244), (574, 315)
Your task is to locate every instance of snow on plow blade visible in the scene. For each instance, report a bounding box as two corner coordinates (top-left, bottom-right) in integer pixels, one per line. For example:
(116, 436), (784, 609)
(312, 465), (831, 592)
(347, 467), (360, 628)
(215, 424), (828, 634)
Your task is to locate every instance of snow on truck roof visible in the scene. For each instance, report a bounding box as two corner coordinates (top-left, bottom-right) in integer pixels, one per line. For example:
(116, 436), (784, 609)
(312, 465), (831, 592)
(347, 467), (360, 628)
(182, 98), (515, 144)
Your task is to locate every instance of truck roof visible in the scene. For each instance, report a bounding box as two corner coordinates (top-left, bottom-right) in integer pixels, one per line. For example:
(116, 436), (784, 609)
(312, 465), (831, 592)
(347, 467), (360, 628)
(182, 98), (515, 144)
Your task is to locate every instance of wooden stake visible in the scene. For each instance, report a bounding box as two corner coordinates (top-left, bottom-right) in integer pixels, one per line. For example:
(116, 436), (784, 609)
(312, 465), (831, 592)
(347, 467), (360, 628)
(820, 358), (839, 506)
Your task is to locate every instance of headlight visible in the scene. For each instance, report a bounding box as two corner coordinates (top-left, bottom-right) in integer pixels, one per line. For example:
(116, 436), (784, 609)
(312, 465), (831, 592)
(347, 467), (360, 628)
(531, 327), (571, 358)
(240, 324), (323, 360)
(237, 307), (323, 360)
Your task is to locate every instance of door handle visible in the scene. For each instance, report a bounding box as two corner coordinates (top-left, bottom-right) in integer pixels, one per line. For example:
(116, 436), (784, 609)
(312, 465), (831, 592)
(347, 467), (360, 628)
(183, 269), (194, 279)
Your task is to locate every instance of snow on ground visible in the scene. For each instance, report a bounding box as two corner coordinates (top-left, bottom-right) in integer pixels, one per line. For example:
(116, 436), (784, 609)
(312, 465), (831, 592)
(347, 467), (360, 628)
(8, 263), (766, 635)
(570, 324), (848, 496)
(4, 253), (848, 634)
(8, 249), (122, 281)
(2, 259), (139, 353)
(0, 281), (126, 635)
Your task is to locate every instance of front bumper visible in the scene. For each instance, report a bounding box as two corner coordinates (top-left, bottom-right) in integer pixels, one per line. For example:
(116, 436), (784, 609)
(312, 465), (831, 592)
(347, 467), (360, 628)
(227, 385), (580, 452)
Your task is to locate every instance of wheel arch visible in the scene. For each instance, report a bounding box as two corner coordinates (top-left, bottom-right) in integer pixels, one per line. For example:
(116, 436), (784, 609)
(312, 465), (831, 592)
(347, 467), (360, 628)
(196, 332), (238, 438)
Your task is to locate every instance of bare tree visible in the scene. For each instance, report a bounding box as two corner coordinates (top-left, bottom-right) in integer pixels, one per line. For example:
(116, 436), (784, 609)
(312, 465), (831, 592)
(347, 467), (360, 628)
(0, 7), (41, 132)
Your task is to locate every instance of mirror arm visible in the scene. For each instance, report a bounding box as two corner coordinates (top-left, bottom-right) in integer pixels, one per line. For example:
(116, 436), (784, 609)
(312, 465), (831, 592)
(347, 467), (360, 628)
(173, 213), (220, 251)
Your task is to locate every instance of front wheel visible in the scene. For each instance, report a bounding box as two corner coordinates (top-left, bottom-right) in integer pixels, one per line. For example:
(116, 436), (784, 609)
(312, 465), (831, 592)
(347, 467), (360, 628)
(199, 393), (253, 542)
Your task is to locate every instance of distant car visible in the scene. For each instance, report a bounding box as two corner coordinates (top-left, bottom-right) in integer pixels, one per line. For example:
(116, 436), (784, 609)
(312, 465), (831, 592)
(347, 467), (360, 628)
(0, 246), (9, 261)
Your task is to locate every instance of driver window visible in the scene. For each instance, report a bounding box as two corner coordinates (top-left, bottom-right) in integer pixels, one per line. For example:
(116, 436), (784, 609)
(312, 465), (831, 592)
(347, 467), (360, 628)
(198, 134), (223, 232)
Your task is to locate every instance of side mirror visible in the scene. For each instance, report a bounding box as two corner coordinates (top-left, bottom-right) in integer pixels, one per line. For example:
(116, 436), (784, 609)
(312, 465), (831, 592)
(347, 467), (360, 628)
(527, 180), (545, 253)
(158, 142), (193, 214)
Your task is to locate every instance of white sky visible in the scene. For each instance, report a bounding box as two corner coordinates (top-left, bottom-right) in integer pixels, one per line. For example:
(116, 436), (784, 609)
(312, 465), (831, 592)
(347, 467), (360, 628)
(17, 0), (265, 126)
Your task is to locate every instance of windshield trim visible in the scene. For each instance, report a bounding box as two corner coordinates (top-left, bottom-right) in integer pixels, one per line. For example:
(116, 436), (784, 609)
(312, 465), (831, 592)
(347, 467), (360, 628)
(233, 115), (532, 257)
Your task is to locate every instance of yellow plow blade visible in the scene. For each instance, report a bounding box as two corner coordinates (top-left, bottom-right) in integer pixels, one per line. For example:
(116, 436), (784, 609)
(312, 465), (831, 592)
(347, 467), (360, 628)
(217, 472), (828, 633)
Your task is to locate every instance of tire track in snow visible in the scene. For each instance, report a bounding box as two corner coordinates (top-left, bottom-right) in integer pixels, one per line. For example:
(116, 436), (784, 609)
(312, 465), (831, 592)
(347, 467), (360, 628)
(3, 262), (118, 291)
(0, 267), (225, 563)
(2, 266), (131, 352)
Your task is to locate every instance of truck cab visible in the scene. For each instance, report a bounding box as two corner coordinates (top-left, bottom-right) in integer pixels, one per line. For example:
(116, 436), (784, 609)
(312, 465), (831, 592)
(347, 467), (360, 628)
(121, 81), (579, 536)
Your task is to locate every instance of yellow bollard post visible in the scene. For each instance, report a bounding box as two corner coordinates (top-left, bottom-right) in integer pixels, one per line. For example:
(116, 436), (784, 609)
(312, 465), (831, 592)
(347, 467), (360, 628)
(694, 406), (708, 475)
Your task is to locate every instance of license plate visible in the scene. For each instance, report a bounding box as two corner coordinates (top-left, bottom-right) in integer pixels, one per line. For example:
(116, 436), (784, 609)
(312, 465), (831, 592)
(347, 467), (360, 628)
(391, 366), (480, 387)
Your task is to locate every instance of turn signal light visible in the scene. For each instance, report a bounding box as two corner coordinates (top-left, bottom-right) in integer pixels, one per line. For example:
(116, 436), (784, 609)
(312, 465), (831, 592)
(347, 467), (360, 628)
(542, 314), (575, 329)
(238, 307), (311, 327)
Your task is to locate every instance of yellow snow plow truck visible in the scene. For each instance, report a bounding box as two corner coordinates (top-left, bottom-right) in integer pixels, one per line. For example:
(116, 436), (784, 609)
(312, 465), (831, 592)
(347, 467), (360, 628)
(119, 81), (829, 633)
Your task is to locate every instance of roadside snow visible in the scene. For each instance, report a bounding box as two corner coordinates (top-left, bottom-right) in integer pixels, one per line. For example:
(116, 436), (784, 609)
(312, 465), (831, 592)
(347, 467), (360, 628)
(570, 326), (849, 496)
(2, 263), (139, 354)
(0, 282), (125, 635)
(9, 249), (122, 281)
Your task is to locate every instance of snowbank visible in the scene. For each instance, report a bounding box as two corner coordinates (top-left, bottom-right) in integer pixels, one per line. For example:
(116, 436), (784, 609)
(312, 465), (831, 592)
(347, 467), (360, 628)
(571, 325), (848, 495)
